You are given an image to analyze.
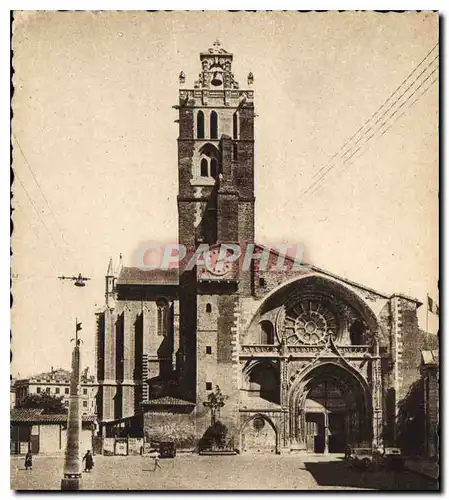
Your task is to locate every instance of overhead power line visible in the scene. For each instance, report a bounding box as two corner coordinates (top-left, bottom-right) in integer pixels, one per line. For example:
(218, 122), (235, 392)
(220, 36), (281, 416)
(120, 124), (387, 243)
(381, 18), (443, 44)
(308, 69), (438, 198)
(14, 172), (58, 248)
(13, 134), (68, 246)
(302, 42), (439, 198)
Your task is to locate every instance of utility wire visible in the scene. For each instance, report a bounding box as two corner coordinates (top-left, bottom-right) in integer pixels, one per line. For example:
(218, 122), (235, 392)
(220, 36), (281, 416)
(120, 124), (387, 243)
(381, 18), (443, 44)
(309, 73), (438, 197)
(14, 172), (58, 248)
(302, 42), (439, 194)
(311, 42), (438, 182)
(302, 53), (438, 197)
(12, 133), (68, 246)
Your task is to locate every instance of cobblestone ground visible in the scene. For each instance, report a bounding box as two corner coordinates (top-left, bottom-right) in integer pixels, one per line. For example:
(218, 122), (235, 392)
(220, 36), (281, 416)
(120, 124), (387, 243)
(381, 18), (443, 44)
(11, 454), (438, 491)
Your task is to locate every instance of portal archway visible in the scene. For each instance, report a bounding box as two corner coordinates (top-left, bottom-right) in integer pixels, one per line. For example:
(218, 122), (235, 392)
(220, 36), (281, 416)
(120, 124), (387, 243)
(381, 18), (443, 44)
(290, 362), (372, 453)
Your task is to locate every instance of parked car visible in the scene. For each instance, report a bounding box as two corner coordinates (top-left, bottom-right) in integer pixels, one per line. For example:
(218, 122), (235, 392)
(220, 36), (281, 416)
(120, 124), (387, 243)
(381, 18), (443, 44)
(381, 447), (403, 470)
(159, 441), (176, 459)
(349, 448), (374, 470)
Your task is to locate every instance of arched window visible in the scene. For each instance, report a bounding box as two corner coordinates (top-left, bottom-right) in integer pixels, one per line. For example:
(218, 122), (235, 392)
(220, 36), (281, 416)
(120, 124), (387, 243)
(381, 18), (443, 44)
(349, 320), (365, 345)
(197, 111), (205, 139)
(156, 298), (169, 337)
(200, 158), (208, 177)
(206, 303), (212, 313)
(245, 361), (279, 404)
(210, 158), (219, 179)
(260, 321), (275, 345)
(210, 111), (218, 139)
(233, 112), (238, 139)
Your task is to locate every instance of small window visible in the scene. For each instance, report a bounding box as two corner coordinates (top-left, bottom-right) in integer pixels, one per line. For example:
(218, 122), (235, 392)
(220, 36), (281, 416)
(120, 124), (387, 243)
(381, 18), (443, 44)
(233, 143), (238, 161)
(233, 112), (238, 139)
(200, 158), (208, 177)
(210, 111), (218, 139)
(65, 388), (69, 395)
(206, 346), (212, 354)
(83, 401), (88, 408)
(83, 388), (87, 395)
(259, 277), (266, 287)
(156, 298), (169, 337)
(197, 110), (205, 139)
(206, 382), (213, 390)
(55, 387), (60, 394)
(206, 303), (212, 313)
(36, 387), (41, 394)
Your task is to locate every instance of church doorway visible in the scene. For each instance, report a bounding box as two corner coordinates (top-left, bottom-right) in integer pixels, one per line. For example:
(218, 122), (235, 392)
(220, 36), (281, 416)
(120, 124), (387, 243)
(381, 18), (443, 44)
(292, 363), (372, 453)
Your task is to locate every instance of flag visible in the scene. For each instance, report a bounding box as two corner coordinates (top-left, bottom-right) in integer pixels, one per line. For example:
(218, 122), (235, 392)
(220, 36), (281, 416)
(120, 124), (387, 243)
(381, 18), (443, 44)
(427, 295), (439, 315)
(76, 322), (82, 331)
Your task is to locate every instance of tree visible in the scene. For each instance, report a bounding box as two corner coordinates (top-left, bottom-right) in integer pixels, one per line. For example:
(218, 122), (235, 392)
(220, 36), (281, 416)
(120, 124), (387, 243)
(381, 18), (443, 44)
(19, 393), (68, 414)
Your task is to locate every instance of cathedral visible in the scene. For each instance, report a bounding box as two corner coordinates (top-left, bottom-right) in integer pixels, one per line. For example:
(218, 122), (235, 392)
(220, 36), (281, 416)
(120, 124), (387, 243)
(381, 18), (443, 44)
(95, 41), (429, 454)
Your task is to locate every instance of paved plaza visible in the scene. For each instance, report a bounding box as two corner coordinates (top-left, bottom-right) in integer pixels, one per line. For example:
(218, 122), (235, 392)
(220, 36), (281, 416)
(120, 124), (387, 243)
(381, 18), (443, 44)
(11, 454), (438, 491)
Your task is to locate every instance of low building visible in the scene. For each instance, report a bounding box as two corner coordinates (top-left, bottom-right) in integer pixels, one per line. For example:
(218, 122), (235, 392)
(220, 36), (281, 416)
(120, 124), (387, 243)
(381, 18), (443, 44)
(10, 408), (96, 455)
(14, 367), (98, 416)
(421, 350), (439, 459)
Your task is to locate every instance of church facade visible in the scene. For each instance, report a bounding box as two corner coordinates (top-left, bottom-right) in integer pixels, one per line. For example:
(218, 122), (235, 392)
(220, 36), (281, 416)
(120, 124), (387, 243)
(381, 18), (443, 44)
(95, 42), (426, 454)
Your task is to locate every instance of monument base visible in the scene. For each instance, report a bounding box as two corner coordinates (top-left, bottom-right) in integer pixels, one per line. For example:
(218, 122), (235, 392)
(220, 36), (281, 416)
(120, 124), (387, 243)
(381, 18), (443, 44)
(61, 476), (83, 491)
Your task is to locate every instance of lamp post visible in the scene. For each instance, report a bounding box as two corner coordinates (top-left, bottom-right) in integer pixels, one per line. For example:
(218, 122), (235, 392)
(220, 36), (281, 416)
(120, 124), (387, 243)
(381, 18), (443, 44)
(61, 319), (83, 490)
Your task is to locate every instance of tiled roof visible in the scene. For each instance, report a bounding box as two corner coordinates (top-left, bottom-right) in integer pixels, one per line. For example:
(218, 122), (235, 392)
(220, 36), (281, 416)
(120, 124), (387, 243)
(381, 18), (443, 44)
(141, 396), (195, 406)
(15, 368), (95, 385)
(10, 409), (44, 420)
(422, 350), (439, 367)
(118, 267), (179, 286)
(11, 410), (96, 424)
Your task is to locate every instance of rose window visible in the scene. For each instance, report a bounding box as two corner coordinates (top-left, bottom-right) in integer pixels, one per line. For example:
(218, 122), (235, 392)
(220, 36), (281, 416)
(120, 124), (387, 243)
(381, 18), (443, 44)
(280, 299), (338, 345)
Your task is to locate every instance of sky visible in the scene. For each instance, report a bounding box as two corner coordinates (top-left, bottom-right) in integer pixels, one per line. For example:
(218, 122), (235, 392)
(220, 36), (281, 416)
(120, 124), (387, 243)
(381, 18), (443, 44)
(11, 11), (438, 378)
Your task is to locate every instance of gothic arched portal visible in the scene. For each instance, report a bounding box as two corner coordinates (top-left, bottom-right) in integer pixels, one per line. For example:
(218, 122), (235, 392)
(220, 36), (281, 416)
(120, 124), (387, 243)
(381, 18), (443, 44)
(289, 362), (373, 453)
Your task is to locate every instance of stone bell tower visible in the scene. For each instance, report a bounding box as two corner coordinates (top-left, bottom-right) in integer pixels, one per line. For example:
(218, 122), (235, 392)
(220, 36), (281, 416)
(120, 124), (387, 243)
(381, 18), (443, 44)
(175, 41), (257, 401)
(176, 40), (256, 253)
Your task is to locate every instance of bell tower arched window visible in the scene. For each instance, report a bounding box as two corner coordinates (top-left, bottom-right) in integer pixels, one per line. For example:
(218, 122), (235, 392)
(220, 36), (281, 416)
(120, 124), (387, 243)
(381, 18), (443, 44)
(197, 111), (205, 139)
(210, 111), (218, 139)
(156, 298), (169, 337)
(211, 158), (219, 179)
(200, 158), (208, 177)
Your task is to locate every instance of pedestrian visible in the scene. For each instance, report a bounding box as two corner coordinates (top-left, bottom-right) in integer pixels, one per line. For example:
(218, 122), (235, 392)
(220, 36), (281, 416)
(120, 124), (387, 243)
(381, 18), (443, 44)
(82, 450), (94, 472)
(24, 450), (33, 471)
(344, 444), (352, 460)
(152, 451), (162, 471)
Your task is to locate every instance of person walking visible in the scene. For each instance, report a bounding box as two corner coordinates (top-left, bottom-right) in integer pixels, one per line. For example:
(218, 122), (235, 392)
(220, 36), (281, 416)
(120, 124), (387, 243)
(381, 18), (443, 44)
(24, 451), (33, 471)
(82, 450), (94, 472)
(152, 451), (162, 471)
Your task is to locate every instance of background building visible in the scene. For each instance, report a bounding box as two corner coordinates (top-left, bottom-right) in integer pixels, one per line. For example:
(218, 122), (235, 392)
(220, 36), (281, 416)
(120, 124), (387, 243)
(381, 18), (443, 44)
(95, 42), (438, 453)
(421, 350), (439, 459)
(10, 408), (96, 456)
(14, 367), (97, 416)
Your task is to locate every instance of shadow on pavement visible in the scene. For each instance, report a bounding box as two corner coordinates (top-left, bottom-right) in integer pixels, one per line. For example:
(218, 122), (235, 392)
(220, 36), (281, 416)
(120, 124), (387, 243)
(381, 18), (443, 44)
(303, 460), (439, 491)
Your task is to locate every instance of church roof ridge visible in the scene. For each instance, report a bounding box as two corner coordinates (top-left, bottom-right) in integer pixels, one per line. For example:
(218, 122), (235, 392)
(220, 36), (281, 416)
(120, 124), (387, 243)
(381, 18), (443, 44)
(253, 242), (422, 306)
(117, 266), (179, 286)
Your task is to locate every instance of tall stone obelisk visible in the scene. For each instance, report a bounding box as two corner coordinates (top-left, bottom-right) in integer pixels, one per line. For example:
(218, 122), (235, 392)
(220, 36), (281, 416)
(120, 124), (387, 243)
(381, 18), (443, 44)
(61, 322), (83, 490)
